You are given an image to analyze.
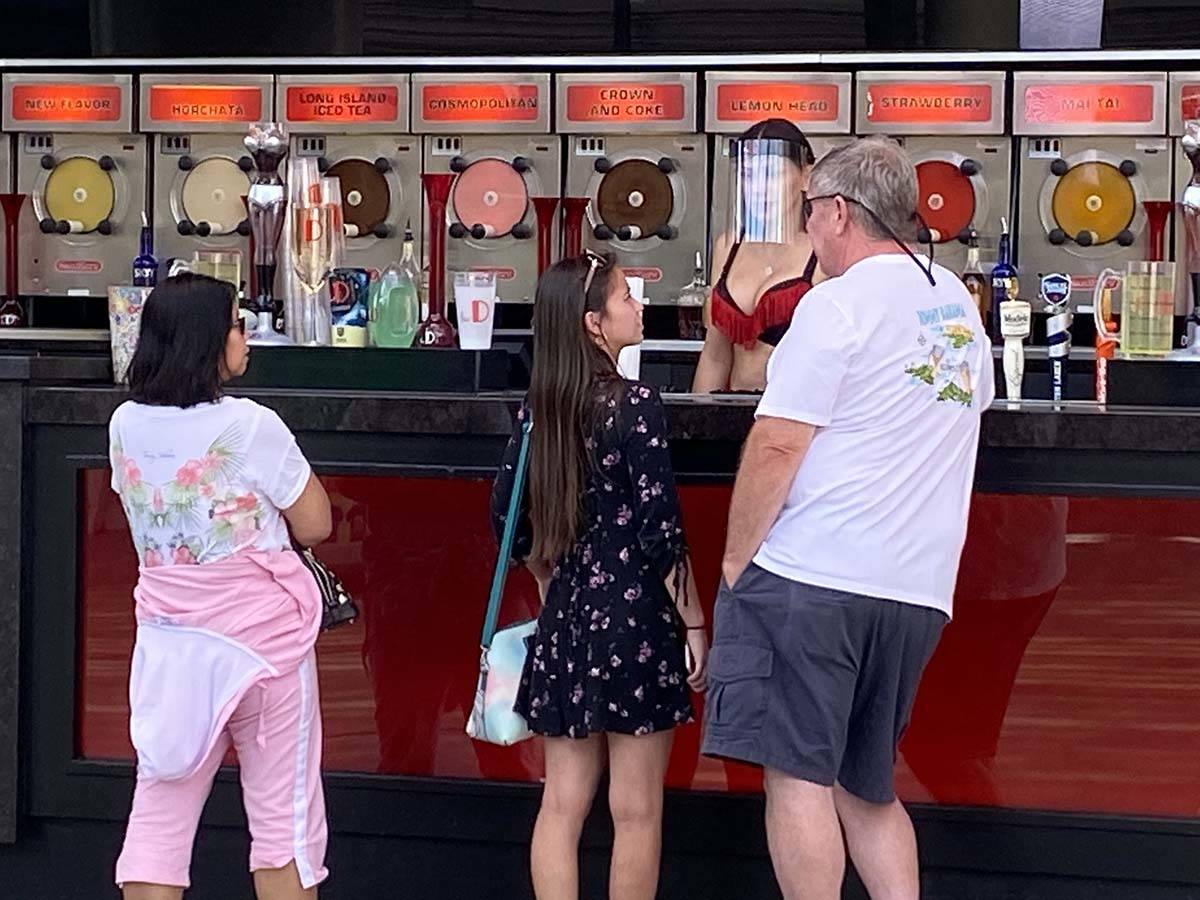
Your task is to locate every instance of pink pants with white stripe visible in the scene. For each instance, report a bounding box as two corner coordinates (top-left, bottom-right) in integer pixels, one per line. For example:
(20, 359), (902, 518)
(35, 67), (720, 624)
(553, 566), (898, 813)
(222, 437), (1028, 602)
(115, 650), (328, 890)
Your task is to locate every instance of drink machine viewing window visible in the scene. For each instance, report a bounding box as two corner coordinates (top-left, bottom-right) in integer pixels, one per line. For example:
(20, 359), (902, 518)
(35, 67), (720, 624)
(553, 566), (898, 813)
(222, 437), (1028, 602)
(412, 73), (557, 305)
(277, 74), (419, 278)
(1014, 71), (1171, 311)
(855, 70), (1010, 276)
(139, 74), (274, 289)
(2, 74), (145, 297)
(558, 72), (705, 303)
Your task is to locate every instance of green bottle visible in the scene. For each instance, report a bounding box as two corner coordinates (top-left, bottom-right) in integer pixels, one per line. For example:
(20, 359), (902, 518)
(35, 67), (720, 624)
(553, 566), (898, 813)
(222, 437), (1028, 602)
(369, 225), (421, 348)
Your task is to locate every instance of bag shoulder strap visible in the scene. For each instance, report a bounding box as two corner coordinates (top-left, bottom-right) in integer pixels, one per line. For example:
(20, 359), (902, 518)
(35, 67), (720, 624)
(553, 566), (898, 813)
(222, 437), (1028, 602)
(482, 414), (533, 648)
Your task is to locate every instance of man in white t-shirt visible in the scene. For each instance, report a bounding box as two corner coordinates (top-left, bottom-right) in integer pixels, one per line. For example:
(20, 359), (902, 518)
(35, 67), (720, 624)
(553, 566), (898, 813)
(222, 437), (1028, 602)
(702, 137), (993, 900)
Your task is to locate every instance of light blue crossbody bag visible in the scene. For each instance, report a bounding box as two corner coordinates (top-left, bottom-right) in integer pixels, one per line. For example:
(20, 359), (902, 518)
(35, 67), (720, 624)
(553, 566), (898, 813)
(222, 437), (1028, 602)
(467, 415), (537, 746)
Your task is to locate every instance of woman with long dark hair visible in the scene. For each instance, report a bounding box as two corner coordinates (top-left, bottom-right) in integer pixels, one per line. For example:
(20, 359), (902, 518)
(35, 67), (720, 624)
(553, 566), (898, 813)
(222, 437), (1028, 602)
(492, 252), (708, 900)
(109, 274), (332, 900)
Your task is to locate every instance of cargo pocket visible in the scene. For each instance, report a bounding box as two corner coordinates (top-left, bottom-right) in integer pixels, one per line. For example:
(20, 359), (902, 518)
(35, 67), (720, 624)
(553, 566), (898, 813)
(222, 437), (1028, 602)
(707, 642), (773, 732)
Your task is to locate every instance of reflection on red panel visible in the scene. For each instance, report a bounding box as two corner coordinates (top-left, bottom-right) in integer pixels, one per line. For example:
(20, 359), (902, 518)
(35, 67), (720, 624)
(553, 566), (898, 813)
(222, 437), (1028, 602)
(78, 473), (1200, 815)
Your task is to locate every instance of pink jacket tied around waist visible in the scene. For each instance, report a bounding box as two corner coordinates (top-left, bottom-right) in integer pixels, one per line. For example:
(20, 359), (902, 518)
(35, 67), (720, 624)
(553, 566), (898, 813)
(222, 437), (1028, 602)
(129, 549), (321, 782)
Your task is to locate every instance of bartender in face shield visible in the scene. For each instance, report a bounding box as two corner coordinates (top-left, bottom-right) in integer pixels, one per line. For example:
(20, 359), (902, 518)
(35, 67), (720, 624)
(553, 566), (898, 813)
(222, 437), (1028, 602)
(692, 119), (825, 393)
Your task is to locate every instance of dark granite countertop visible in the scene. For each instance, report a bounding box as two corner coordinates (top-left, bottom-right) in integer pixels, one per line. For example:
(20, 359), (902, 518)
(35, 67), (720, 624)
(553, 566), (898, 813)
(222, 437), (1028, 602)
(23, 384), (1200, 453)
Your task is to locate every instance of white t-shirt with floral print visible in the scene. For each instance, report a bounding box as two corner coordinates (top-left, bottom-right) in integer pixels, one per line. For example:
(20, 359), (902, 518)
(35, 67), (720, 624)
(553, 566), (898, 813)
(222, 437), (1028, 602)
(109, 397), (312, 568)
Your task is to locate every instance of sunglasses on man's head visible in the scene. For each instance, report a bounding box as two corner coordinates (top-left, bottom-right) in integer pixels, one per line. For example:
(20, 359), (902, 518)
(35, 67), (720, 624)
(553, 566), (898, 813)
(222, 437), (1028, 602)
(803, 194), (936, 288)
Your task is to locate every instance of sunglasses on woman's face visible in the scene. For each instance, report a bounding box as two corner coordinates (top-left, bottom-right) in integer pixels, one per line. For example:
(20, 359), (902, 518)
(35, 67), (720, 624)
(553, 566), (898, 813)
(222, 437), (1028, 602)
(803, 194), (936, 288)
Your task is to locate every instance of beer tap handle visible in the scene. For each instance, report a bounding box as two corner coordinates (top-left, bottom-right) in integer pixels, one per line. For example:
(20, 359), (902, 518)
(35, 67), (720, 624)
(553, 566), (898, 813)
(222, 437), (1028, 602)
(999, 299), (1032, 406)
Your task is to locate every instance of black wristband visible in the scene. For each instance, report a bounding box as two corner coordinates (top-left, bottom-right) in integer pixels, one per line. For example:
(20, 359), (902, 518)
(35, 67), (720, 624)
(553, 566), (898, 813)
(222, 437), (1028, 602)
(686, 625), (706, 630)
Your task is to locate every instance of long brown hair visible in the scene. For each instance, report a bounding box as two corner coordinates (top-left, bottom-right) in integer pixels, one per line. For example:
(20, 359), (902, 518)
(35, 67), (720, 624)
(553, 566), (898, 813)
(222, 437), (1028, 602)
(527, 252), (620, 563)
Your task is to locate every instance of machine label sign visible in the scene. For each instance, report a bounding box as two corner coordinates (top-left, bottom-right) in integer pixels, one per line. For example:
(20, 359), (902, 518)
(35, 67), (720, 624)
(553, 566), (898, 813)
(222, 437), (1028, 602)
(148, 86), (265, 124)
(286, 85), (401, 123)
(622, 266), (663, 283)
(565, 84), (686, 124)
(421, 84), (541, 123)
(866, 83), (993, 124)
(10, 84), (123, 123)
(1181, 84), (1200, 120)
(1023, 84), (1155, 125)
(714, 83), (840, 123)
(468, 266), (516, 281)
(54, 259), (102, 273)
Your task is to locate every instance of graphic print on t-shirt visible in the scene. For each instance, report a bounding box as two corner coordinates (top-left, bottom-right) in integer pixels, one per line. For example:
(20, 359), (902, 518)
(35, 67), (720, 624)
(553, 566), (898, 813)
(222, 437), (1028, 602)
(903, 302), (978, 407)
(111, 422), (265, 567)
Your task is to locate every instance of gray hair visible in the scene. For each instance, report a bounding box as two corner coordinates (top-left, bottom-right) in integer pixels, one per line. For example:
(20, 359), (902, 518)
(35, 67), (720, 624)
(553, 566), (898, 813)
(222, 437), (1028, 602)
(808, 137), (919, 241)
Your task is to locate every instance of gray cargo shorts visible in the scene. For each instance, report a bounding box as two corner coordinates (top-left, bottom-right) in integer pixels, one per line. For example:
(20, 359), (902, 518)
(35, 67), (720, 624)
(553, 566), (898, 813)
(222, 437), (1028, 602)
(701, 563), (946, 803)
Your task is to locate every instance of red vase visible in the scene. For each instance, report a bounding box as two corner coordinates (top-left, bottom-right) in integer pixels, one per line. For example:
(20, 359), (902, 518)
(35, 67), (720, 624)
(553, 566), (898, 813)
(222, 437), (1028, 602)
(415, 173), (458, 349)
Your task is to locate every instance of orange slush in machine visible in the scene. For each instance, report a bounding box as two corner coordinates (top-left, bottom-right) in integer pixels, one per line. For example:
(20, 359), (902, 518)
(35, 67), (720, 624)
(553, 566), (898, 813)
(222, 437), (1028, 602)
(1014, 71), (1173, 314)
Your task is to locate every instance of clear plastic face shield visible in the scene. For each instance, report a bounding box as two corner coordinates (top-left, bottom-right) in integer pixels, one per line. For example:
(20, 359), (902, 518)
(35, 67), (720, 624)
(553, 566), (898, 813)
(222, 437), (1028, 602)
(730, 137), (812, 244)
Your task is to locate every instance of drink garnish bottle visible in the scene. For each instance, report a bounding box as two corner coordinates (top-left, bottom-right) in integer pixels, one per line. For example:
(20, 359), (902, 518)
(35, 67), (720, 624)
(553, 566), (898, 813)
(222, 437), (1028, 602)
(133, 212), (158, 287)
(990, 217), (1019, 343)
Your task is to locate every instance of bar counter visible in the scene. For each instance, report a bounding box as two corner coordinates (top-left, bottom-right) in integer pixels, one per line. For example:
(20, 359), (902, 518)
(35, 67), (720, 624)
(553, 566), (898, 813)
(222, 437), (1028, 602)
(3, 357), (1200, 898)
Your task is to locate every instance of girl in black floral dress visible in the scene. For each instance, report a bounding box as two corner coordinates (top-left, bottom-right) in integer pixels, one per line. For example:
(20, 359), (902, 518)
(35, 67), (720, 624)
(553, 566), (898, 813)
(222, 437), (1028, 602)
(492, 251), (707, 900)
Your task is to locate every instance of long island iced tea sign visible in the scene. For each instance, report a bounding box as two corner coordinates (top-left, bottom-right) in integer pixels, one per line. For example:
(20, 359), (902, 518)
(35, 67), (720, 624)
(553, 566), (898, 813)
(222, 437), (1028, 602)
(285, 84), (401, 124)
(147, 84), (265, 124)
(8, 82), (123, 124)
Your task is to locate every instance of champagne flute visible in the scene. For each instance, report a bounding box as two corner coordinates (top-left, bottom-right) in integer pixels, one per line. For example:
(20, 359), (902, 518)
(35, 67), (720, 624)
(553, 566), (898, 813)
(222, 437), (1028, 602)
(291, 203), (336, 295)
(321, 176), (348, 270)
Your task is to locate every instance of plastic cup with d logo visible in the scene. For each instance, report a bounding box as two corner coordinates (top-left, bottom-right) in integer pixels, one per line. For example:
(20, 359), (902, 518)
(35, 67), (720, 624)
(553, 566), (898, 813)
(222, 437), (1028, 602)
(454, 271), (498, 350)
